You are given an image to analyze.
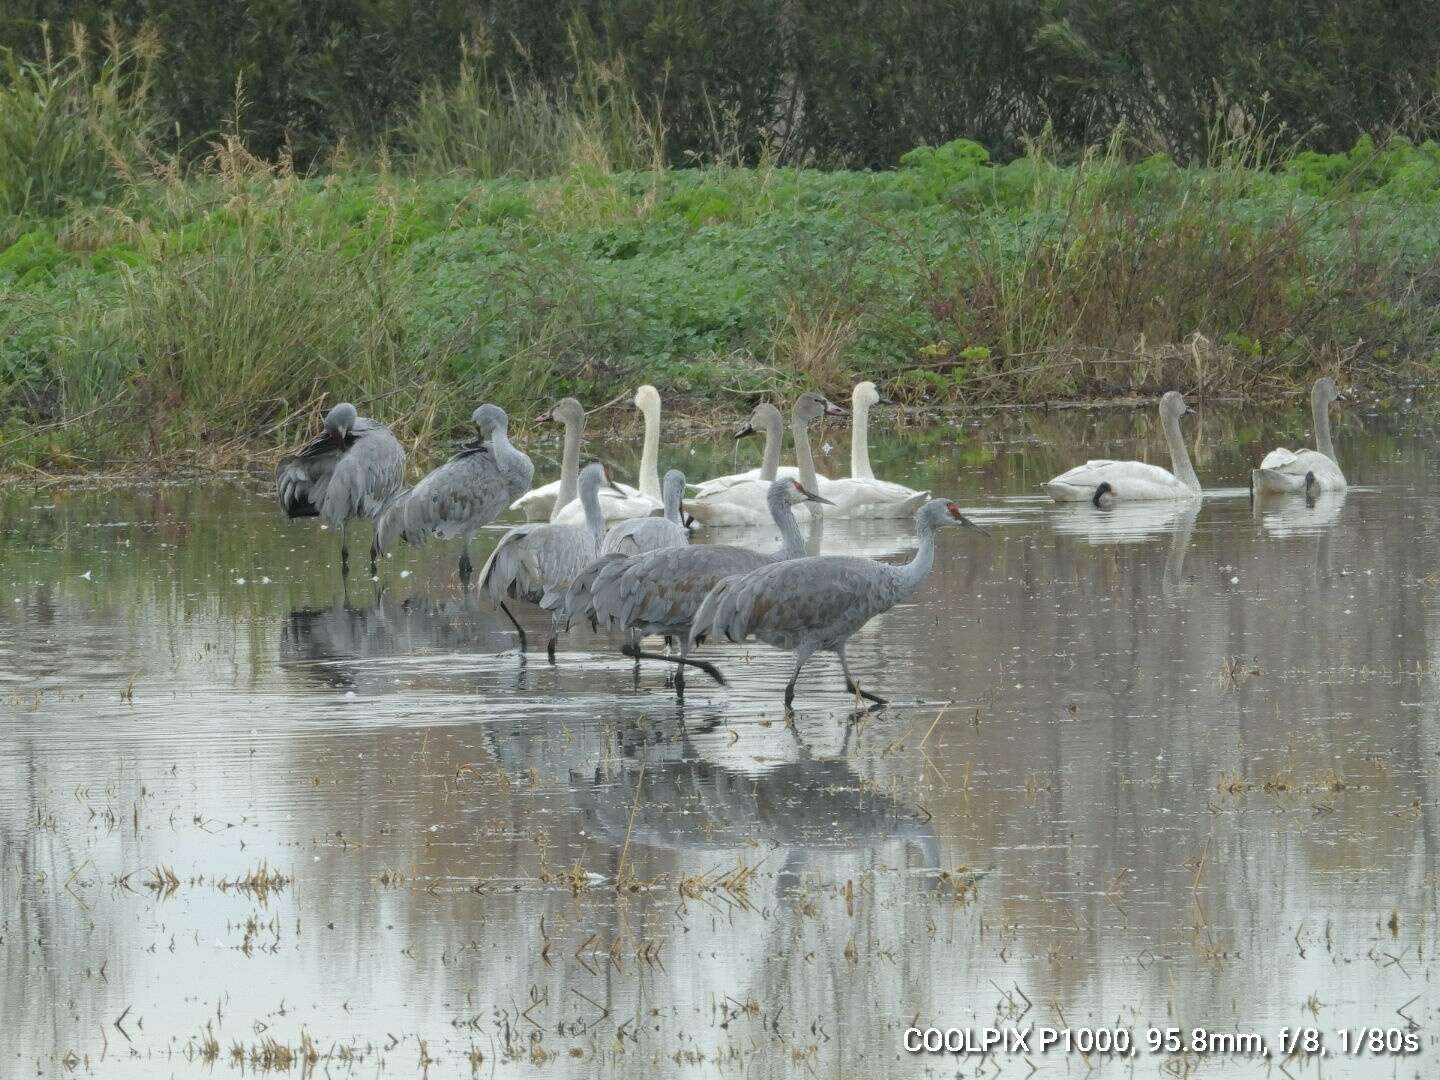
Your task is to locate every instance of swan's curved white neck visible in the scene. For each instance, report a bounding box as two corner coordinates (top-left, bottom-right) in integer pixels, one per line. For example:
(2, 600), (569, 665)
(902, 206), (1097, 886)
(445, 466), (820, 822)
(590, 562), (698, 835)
(551, 416), (583, 521)
(1162, 408), (1201, 493)
(759, 412), (783, 481)
(790, 410), (821, 500)
(637, 400), (662, 501)
(1311, 385), (1337, 463)
(850, 399), (874, 480)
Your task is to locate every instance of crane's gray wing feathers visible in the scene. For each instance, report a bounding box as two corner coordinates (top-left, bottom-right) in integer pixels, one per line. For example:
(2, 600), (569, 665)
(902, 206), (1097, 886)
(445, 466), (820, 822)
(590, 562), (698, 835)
(375, 446), (512, 553)
(605, 546), (767, 634)
(319, 421), (406, 526)
(601, 517), (689, 556)
(480, 522), (597, 610)
(710, 557), (899, 647)
(276, 433), (345, 519)
(563, 553), (630, 629)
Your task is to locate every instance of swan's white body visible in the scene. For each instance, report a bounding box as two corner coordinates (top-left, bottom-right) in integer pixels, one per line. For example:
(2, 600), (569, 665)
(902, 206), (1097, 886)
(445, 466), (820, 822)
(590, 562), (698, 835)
(515, 387), (665, 524)
(810, 381), (928, 519)
(1251, 378), (1346, 496)
(1044, 391), (1202, 504)
(689, 465), (803, 499)
(685, 394), (846, 527)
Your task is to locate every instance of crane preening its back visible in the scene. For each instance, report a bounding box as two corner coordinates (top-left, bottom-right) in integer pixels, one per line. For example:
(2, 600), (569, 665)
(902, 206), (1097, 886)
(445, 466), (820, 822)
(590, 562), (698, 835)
(690, 499), (984, 708)
(275, 402), (406, 577)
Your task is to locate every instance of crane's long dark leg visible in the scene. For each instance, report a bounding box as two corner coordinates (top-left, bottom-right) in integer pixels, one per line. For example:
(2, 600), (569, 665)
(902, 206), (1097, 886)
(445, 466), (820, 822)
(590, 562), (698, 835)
(838, 644), (887, 706)
(338, 521), (350, 577)
(621, 642), (726, 685)
(369, 533), (380, 577)
(499, 601), (527, 652)
(458, 543), (473, 585)
(784, 647), (815, 709)
(547, 613), (560, 665)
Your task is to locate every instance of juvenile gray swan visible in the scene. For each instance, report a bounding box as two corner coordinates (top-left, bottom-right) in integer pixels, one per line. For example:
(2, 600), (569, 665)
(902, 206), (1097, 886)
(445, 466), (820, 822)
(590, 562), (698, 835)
(1252, 377), (1347, 497)
(374, 404), (533, 581)
(479, 462), (622, 662)
(691, 499), (981, 707)
(275, 401), (406, 577)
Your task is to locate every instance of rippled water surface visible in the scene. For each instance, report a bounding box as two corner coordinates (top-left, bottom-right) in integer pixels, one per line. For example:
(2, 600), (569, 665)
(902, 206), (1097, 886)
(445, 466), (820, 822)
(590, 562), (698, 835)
(3, 400), (1437, 1078)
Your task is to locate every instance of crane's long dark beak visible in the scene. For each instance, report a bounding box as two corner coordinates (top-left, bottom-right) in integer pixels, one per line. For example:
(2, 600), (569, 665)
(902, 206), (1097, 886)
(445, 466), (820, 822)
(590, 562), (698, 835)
(801, 485), (836, 506)
(952, 509), (990, 534)
(823, 400), (849, 417)
(734, 422), (757, 440)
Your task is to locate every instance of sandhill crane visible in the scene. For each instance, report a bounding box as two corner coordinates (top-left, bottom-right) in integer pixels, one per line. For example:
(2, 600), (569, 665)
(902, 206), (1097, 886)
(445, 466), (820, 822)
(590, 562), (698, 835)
(511, 394), (655, 522)
(565, 478), (832, 689)
(275, 402), (406, 577)
(684, 392), (845, 526)
(691, 499), (982, 708)
(480, 462), (621, 662)
(373, 404), (533, 582)
(601, 469), (689, 555)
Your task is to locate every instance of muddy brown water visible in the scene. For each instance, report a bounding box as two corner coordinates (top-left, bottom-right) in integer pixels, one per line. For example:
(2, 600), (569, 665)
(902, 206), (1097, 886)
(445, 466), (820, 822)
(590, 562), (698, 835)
(2, 399), (1437, 1078)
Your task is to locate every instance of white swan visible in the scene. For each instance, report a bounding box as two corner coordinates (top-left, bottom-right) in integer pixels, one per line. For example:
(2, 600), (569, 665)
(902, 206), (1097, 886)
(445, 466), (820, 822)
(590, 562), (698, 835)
(553, 385), (664, 524)
(1045, 390), (1202, 504)
(1251, 377), (1346, 497)
(687, 402), (812, 498)
(684, 392), (847, 526)
(511, 390), (660, 524)
(812, 381), (929, 518)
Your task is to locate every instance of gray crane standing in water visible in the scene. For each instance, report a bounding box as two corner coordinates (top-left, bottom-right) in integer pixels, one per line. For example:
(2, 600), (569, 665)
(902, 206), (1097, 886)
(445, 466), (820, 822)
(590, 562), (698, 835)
(601, 468), (689, 555)
(275, 402), (406, 577)
(690, 499), (982, 708)
(373, 404), (534, 583)
(479, 461), (622, 661)
(564, 477), (832, 689)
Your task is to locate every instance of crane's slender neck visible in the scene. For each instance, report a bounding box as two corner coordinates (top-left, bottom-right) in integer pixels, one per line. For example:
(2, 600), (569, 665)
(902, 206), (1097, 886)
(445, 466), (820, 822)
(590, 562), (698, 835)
(579, 477), (606, 543)
(1162, 408), (1200, 492)
(1312, 385), (1337, 463)
(791, 409), (821, 507)
(489, 425), (513, 459)
(638, 402), (661, 501)
(759, 412), (782, 481)
(768, 494), (808, 559)
(551, 415), (583, 520)
(896, 516), (941, 596)
(662, 482), (683, 524)
(850, 399), (874, 480)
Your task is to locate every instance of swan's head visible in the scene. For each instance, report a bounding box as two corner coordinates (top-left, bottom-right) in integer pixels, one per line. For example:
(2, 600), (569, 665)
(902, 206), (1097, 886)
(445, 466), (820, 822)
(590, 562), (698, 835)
(323, 402), (358, 440)
(537, 397), (584, 428)
(633, 384), (661, 416)
(471, 403), (508, 437)
(1092, 481), (1115, 509)
(853, 381), (892, 409)
(579, 461), (624, 495)
(1314, 376), (1344, 406)
(1159, 391), (1191, 420)
(794, 391), (848, 423)
(735, 401), (782, 440)
(769, 477), (834, 507)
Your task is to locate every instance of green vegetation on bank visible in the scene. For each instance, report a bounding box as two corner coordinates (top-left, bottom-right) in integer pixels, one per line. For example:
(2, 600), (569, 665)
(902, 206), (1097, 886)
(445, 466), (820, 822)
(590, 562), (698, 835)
(2, 24), (1440, 473)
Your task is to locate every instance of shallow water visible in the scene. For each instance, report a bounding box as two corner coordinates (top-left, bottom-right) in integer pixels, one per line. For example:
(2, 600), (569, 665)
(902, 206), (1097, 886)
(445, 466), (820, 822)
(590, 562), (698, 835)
(3, 399), (1437, 1079)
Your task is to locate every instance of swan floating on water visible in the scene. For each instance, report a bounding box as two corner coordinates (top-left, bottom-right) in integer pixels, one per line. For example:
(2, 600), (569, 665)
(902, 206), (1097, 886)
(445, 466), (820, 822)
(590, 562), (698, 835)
(1044, 391), (1202, 504)
(1251, 377), (1346, 498)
